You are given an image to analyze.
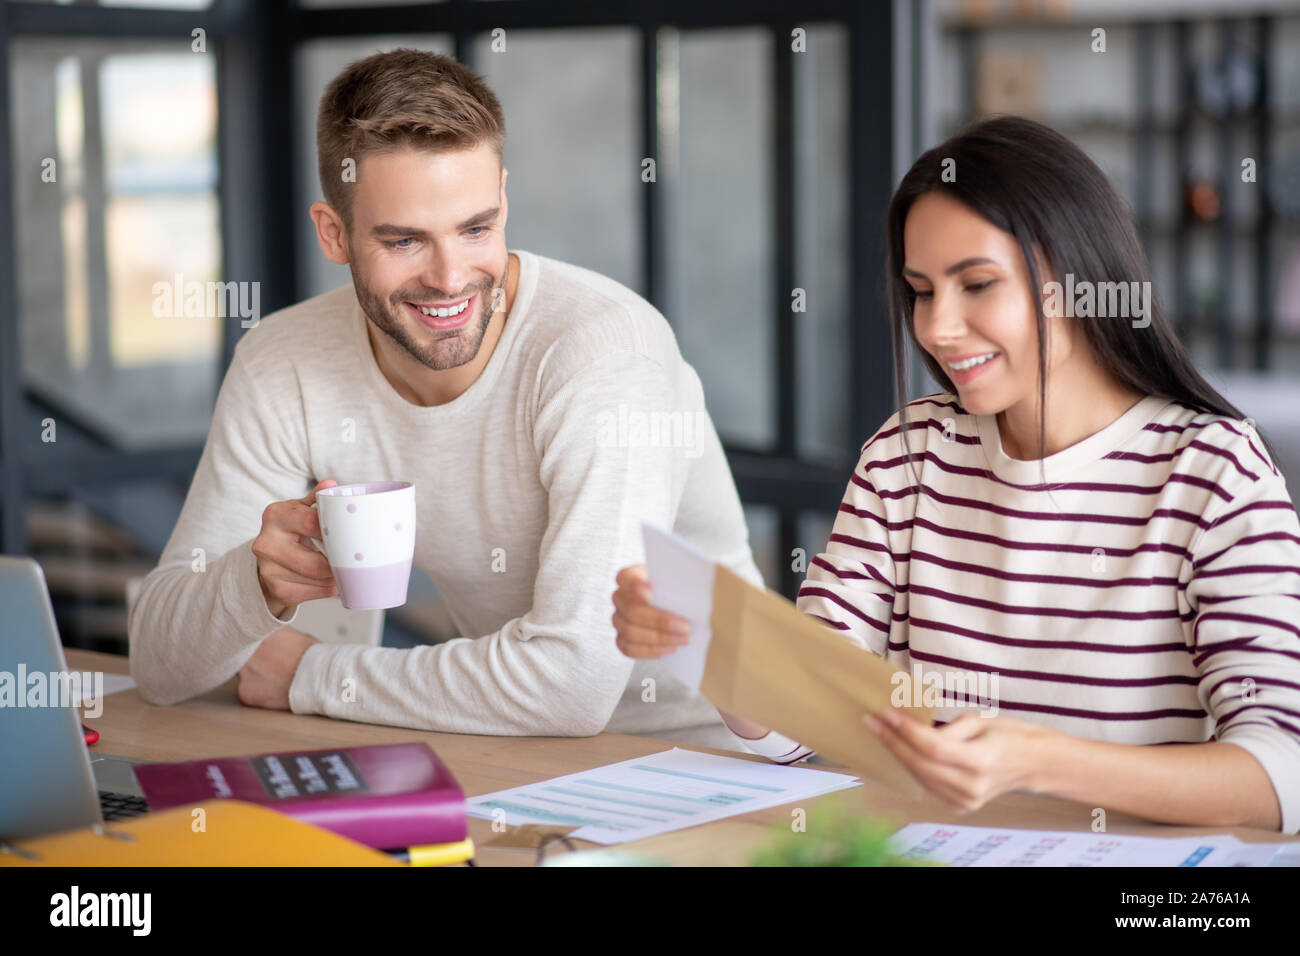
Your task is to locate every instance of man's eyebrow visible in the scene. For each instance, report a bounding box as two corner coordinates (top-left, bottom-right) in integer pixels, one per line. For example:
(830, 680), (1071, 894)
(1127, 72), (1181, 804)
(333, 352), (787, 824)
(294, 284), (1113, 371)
(456, 206), (500, 230)
(370, 207), (500, 238)
(371, 223), (428, 237)
(902, 257), (1000, 279)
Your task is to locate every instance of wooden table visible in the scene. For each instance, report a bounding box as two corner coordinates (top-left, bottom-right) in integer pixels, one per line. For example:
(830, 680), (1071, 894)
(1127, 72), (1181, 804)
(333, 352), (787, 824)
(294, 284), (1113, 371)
(67, 650), (1297, 866)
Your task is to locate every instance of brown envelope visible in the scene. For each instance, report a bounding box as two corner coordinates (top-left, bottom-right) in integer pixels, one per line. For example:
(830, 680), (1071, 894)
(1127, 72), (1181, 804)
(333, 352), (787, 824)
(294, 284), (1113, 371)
(701, 565), (930, 798)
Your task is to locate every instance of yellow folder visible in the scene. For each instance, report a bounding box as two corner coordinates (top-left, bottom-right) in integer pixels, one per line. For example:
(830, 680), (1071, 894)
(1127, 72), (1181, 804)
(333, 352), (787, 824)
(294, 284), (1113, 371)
(0, 800), (405, 866)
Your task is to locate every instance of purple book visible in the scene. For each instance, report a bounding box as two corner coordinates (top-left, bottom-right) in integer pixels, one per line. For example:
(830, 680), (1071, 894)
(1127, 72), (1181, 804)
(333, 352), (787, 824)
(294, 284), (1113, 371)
(133, 742), (466, 850)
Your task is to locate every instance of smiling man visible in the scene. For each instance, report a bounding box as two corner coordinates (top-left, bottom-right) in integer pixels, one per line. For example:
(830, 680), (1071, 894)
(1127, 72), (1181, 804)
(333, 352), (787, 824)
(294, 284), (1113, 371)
(127, 49), (762, 747)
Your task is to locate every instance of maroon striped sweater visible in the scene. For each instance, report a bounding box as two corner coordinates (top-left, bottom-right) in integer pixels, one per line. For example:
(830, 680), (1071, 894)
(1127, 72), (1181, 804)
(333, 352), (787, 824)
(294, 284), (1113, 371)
(750, 393), (1300, 832)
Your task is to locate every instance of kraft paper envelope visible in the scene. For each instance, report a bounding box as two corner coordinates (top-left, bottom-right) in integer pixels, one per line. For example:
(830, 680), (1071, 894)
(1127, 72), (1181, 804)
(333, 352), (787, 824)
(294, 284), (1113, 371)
(701, 564), (931, 798)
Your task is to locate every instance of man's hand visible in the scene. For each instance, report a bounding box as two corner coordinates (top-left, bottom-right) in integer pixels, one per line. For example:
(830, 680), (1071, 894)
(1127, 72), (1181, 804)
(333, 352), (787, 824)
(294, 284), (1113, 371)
(252, 478), (340, 619)
(864, 709), (1054, 812)
(611, 564), (691, 658)
(237, 626), (320, 710)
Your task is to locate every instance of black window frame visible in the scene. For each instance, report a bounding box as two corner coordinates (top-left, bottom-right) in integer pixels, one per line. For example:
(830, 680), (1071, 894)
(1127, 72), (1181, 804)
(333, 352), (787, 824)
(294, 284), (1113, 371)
(0, 0), (898, 602)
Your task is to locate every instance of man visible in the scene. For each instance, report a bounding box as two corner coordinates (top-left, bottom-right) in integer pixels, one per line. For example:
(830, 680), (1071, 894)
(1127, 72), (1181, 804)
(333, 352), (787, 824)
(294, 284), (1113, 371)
(127, 49), (762, 748)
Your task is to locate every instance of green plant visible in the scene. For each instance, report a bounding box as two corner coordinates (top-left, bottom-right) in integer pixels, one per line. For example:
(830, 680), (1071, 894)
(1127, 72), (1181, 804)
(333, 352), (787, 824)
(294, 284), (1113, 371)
(749, 802), (930, 867)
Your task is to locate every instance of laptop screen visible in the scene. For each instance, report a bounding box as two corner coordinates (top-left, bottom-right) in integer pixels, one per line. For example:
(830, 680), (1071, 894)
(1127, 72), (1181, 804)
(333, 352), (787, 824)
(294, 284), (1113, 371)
(0, 556), (105, 841)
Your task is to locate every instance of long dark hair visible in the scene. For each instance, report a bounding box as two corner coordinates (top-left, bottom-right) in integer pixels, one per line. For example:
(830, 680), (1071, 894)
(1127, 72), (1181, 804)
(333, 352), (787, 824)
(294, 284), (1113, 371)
(884, 115), (1271, 477)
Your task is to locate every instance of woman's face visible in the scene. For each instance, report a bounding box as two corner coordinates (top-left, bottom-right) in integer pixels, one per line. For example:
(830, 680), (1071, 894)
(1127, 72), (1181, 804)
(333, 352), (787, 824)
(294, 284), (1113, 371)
(902, 191), (1074, 417)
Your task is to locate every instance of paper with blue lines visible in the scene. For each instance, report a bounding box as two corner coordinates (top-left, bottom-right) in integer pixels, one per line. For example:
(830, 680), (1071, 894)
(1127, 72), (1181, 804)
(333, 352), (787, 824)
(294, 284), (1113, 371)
(886, 822), (1294, 867)
(466, 747), (860, 845)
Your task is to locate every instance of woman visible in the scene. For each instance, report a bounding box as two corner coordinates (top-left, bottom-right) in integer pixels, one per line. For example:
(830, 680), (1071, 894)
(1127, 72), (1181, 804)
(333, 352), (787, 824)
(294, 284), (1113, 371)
(611, 116), (1300, 832)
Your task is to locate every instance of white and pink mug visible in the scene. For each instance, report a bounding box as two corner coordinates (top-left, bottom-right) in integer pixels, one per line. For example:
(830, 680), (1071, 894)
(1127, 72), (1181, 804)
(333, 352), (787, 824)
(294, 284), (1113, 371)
(310, 481), (416, 610)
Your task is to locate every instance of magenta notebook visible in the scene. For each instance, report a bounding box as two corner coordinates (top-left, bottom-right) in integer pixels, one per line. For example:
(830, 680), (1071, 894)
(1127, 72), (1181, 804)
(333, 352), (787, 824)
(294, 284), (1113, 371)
(133, 742), (466, 850)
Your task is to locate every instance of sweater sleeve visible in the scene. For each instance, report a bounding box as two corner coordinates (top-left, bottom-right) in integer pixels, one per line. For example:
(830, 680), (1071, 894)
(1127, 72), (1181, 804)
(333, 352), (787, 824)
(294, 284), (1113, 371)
(128, 355), (316, 704)
(286, 349), (698, 736)
(1185, 441), (1300, 834)
(793, 441), (899, 656)
(740, 423), (903, 764)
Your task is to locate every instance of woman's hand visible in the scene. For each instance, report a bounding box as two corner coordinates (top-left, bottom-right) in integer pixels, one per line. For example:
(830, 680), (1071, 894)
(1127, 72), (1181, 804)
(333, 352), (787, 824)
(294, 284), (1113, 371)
(865, 709), (1054, 812)
(611, 564), (691, 658)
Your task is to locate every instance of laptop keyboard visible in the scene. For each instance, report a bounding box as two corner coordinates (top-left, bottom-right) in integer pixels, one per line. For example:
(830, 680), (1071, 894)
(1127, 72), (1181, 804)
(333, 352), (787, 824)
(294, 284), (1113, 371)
(98, 791), (149, 821)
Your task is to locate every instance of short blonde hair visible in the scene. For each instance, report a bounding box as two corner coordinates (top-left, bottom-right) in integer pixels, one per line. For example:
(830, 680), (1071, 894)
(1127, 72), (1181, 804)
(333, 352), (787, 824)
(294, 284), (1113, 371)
(316, 48), (506, 228)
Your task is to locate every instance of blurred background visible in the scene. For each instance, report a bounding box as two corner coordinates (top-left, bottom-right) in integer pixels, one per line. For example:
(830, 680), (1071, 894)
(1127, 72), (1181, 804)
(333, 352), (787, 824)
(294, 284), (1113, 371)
(0, 0), (1296, 653)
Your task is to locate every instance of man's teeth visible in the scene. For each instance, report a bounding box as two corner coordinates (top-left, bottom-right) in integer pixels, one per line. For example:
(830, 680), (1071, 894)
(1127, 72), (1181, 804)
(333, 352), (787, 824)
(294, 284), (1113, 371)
(948, 352), (998, 371)
(417, 298), (470, 318)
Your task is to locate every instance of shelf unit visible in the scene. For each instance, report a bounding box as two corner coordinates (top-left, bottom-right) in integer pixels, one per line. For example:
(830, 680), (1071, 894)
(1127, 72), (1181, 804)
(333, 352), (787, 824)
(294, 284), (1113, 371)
(943, 9), (1300, 373)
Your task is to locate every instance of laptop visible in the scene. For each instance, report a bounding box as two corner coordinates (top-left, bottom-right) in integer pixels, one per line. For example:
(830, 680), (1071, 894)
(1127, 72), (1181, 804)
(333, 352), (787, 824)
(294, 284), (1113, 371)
(0, 555), (152, 843)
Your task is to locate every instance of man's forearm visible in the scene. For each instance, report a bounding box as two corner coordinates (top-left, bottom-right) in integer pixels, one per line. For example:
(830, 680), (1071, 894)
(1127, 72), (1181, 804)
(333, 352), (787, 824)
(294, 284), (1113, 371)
(1032, 731), (1283, 831)
(719, 709), (769, 739)
(130, 542), (292, 705)
(289, 633), (628, 737)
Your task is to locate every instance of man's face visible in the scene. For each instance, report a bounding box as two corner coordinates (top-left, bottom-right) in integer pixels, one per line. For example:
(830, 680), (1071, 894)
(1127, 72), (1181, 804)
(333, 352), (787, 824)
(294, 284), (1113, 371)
(344, 143), (508, 371)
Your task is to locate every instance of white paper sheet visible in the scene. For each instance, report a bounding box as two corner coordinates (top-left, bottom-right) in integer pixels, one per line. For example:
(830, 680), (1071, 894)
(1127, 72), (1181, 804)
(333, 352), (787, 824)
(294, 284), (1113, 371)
(466, 747), (860, 846)
(641, 523), (717, 691)
(70, 673), (136, 707)
(887, 822), (1294, 867)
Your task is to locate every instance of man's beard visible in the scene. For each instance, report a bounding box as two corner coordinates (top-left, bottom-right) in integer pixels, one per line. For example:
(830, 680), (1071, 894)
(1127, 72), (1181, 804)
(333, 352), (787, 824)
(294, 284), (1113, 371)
(351, 262), (500, 372)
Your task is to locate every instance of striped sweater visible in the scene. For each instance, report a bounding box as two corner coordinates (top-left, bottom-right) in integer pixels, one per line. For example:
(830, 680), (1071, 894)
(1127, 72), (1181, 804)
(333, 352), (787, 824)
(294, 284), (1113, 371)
(742, 393), (1300, 832)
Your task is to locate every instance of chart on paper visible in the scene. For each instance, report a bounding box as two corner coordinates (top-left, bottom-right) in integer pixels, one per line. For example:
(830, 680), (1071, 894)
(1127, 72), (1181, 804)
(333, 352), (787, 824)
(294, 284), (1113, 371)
(887, 822), (1295, 867)
(466, 747), (860, 845)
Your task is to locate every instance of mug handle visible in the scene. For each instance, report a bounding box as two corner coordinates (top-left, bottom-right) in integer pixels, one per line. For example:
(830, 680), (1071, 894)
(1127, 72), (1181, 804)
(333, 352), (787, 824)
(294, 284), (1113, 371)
(309, 500), (327, 555)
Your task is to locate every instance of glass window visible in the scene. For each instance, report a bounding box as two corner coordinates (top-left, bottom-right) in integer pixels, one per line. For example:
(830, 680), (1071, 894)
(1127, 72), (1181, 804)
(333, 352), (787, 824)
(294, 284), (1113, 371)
(662, 28), (775, 450)
(472, 28), (641, 293)
(298, 0), (439, 7)
(743, 503), (779, 591)
(794, 24), (851, 464)
(798, 508), (837, 590)
(27, 1), (211, 7)
(11, 39), (221, 451)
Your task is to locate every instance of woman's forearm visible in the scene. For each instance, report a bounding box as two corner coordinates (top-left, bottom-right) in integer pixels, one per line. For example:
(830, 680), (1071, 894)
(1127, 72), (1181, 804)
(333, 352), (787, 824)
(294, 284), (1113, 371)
(1032, 731), (1283, 831)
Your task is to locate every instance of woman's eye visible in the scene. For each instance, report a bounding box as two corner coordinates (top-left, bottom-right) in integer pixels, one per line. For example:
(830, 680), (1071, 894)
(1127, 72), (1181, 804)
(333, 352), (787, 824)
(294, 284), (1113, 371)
(966, 280), (995, 293)
(912, 289), (933, 300)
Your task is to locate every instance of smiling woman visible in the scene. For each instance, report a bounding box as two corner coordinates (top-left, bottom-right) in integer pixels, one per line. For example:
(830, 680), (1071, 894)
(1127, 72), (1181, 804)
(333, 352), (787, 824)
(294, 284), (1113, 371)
(887, 117), (1270, 470)
(613, 115), (1300, 834)
(796, 116), (1300, 830)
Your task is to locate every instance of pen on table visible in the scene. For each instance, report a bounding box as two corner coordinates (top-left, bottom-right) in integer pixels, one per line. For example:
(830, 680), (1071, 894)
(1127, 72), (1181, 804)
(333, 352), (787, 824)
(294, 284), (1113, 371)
(385, 838), (476, 866)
